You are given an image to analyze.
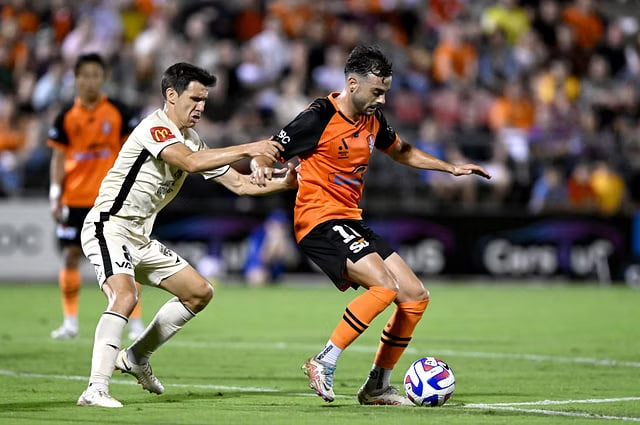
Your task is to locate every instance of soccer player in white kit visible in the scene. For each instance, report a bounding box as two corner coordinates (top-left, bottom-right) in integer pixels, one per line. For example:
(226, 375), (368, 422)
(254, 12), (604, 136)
(76, 62), (295, 408)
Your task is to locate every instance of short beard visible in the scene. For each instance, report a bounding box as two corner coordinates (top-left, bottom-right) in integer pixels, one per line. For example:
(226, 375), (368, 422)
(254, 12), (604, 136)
(352, 95), (370, 116)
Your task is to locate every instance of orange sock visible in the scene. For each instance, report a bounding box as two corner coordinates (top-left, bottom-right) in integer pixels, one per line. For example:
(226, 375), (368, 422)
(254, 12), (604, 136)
(130, 282), (143, 319)
(329, 286), (397, 349)
(374, 299), (429, 369)
(59, 268), (81, 317)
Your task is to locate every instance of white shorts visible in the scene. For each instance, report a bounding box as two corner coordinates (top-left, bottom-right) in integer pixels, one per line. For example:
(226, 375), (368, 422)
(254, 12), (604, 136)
(81, 211), (188, 287)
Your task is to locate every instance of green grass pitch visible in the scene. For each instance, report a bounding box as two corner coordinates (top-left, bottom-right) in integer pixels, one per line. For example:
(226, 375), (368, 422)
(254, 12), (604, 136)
(0, 280), (638, 424)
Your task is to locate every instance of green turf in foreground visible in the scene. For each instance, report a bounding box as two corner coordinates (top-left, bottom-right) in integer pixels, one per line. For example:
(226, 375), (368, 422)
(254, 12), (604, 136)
(0, 281), (638, 424)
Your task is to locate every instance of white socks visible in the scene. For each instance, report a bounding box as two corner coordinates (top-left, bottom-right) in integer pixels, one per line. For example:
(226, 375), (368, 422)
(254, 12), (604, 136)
(128, 297), (195, 364)
(63, 315), (78, 330)
(88, 312), (128, 391)
(363, 364), (393, 394)
(315, 339), (343, 367)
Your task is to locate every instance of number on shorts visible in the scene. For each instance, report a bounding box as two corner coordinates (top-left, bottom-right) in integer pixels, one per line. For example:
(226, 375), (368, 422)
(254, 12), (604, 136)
(332, 224), (370, 253)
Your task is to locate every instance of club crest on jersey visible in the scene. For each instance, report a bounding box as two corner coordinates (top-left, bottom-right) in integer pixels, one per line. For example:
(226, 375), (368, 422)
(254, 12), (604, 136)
(367, 135), (375, 153)
(150, 126), (175, 142)
(102, 121), (112, 134)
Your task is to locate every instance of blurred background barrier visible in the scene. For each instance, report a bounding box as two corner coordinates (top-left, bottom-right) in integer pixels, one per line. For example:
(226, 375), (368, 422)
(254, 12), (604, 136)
(2, 201), (639, 285)
(152, 206), (639, 284)
(0, 199), (69, 280)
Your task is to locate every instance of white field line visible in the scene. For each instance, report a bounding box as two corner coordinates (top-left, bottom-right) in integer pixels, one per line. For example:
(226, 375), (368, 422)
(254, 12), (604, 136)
(22, 337), (640, 368)
(167, 340), (640, 369)
(0, 369), (343, 398)
(468, 397), (640, 407)
(1, 369), (638, 421)
(465, 404), (640, 422)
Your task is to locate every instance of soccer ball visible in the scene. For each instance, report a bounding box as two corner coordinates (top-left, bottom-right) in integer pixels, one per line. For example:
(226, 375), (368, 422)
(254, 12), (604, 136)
(404, 357), (455, 406)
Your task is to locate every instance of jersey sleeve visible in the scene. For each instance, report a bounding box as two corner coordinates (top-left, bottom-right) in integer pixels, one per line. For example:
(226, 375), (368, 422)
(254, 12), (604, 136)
(46, 104), (72, 149)
(374, 109), (399, 153)
(139, 125), (182, 159)
(201, 165), (231, 180)
(273, 98), (334, 160)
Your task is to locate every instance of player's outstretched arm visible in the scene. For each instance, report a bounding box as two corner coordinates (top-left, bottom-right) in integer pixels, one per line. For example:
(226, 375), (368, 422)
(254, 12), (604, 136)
(160, 139), (283, 173)
(388, 138), (491, 179)
(216, 162), (298, 196)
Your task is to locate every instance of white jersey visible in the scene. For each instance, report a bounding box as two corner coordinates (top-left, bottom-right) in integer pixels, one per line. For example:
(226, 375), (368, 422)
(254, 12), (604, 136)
(91, 108), (229, 234)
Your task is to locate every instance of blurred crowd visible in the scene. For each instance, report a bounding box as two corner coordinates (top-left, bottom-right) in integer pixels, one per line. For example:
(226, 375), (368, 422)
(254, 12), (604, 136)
(0, 0), (639, 216)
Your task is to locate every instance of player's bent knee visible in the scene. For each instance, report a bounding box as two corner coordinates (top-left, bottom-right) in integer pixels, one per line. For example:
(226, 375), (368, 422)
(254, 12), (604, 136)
(415, 287), (430, 301)
(374, 269), (400, 292)
(112, 290), (139, 316)
(397, 283), (429, 303)
(191, 280), (214, 310)
(369, 274), (399, 293)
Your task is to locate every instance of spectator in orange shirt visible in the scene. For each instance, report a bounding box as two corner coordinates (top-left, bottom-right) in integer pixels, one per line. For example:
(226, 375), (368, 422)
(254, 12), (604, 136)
(268, 0), (316, 39)
(0, 95), (26, 196)
(432, 24), (477, 85)
(563, 0), (604, 51)
(567, 161), (597, 211)
(488, 79), (535, 131)
(0, 17), (29, 90)
(489, 79), (535, 181)
(1, 0), (40, 34)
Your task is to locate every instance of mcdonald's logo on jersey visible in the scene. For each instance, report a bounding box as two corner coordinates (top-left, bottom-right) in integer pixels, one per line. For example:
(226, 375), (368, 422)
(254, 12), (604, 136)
(150, 126), (176, 143)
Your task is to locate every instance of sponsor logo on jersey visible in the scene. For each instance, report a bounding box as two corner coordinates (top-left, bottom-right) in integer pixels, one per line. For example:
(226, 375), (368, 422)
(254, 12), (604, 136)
(276, 129), (290, 145)
(71, 147), (111, 161)
(115, 260), (133, 269)
(159, 244), (172, 257)
(55, 225), (78, 240)
(338, 138), (349, 158)
(331, 173), (362, 187)
(115, 245), (133, 269)
(150, 126), (176, 143)
(156, 180), (176, 195)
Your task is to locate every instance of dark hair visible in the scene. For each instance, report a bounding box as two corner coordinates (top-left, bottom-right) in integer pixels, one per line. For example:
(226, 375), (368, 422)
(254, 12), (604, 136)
(74, 53), (106, 75)
(161, 62), (217, 100)
(344, 45), (392, 78)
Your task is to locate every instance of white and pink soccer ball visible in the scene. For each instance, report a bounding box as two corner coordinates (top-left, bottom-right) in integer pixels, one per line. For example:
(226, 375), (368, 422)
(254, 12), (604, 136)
(404, 357), (456, 406)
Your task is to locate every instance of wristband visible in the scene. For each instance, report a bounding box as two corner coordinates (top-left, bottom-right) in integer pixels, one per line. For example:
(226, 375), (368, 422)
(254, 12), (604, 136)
(49, 183), (61, 201)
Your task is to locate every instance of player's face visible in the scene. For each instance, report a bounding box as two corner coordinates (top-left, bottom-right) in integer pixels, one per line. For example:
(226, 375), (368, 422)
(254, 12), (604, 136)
(174, 81), (208, 128)
(75, 62), (105, 104)
(351, 74), (392, 116)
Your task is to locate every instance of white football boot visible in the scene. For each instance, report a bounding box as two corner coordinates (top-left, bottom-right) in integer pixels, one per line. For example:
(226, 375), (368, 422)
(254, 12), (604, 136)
(357, 385), (414, 406)
(77, 388), (123, 408)
(50, 324), (78, 340)
(302, 357), (336, 402)
(114, 349), (164, 394)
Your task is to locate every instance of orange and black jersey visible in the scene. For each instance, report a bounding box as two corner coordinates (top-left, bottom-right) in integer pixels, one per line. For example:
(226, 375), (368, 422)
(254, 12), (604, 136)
(47, 95), (138, 208)
(274, 92), (399, 242)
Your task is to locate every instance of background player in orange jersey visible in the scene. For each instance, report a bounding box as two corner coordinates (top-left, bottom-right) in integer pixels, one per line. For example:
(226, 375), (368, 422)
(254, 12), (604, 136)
(251, 45), (491, 405)
(48, 53), (145, 340)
